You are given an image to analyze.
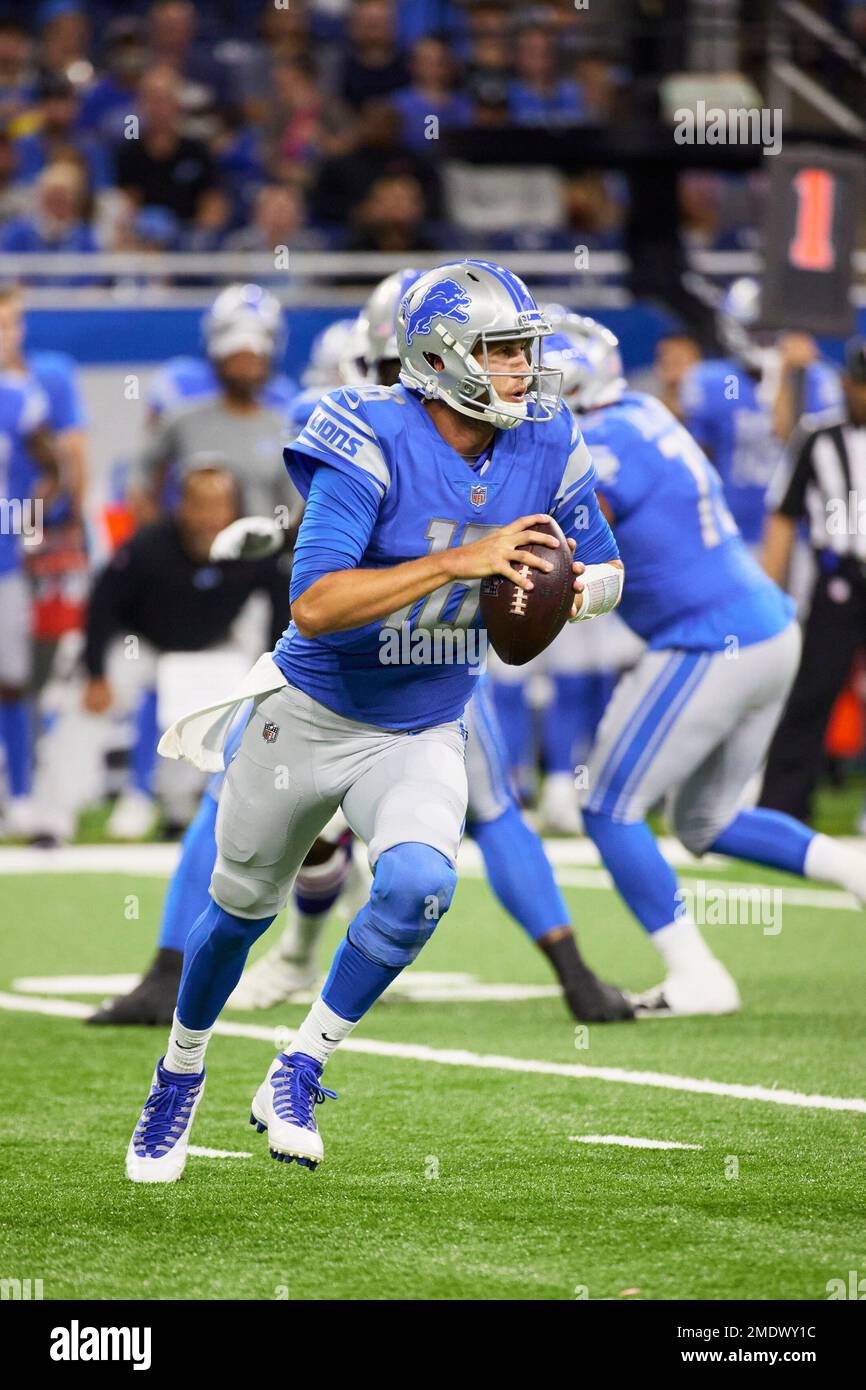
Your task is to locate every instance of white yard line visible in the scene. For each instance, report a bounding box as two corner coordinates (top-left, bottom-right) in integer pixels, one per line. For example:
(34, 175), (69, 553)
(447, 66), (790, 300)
(10, 972), (561, 1004)
(187, 1146), (252, 1160)
(569, 1135), (703, 1150)
(2, 990), (864, 1116)
(0, 840), (861, 910)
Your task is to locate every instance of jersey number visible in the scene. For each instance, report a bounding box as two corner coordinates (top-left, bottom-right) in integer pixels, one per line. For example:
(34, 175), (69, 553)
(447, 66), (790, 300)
(657, 427), (738, 549)
(384, 519), (497, 630)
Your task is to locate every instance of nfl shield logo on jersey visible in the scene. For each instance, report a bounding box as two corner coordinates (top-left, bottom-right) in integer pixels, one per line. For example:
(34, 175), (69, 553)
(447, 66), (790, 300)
(262, 721), (279, 744)
(470, 482), (487, 508)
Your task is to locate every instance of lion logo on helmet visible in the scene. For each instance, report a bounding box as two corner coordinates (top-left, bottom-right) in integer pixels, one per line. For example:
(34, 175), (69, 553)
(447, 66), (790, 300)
(401, 277), (472, 346)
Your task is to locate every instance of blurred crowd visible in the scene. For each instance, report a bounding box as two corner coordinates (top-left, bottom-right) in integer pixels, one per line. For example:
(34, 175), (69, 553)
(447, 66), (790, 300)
(0, 0), (802, 282)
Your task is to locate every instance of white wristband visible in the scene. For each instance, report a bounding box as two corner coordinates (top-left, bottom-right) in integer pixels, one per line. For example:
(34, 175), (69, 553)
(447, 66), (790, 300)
(570, 563), (623, 621)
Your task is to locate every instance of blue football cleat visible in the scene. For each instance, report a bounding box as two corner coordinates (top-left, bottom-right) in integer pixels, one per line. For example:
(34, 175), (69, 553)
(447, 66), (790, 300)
(250, 1051), (336, 1170)
(125, 1058), (206, 1183)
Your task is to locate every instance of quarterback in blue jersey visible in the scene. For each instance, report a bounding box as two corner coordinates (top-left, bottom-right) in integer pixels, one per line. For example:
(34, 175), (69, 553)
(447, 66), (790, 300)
(211, 273), (633, 1025)
(680, 277), (842, 546)
(125, 259), (624, 1181)
(545, 315), (866, 1017)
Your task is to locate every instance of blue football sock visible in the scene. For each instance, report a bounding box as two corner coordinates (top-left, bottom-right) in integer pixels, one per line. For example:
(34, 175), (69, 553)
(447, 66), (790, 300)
(177, 897), (275, 1030)
(1, 699), (32, 797)
(541, 672), (612, 774)
(709, 808), (814, 876)
(490, 679), (535, 795)
(158, 793), (219, 952)
(470, 803), (569, 940)
(131, 688), (159, 796)
(321, 934), (402, 1022)
(582, 809), (680, 933)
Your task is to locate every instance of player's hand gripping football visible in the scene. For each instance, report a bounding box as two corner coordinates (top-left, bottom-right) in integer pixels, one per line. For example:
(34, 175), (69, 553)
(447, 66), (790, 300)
(443, 514), (586, 614)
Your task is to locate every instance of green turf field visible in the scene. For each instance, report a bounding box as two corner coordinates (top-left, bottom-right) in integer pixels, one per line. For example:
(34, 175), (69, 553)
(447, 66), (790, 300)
(1, 846), (864, 1302)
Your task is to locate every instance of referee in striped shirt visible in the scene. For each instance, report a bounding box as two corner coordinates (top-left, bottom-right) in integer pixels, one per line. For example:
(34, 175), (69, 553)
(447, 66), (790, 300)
(760, 336), (866, 821)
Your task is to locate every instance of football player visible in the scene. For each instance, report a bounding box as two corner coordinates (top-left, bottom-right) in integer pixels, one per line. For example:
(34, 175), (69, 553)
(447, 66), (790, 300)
(231, 270), (633, 1023)
(680, 277), (842, 551)
(549, 316), (866, 1017)
(125, 259), (623, 1181)
(0, 362), (62, 835)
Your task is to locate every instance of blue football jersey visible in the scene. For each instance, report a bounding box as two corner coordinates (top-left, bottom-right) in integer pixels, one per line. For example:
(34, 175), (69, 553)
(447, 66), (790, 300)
(680, 357), (842, 543)
(274, 384), (616, 729)
(0, 373), (48, 575)
(581, 391), (794, 651)
(147, 356), (299, 422)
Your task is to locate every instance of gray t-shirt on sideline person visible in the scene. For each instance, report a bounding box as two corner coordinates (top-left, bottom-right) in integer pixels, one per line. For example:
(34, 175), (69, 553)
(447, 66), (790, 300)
(133, 397), (302, 521)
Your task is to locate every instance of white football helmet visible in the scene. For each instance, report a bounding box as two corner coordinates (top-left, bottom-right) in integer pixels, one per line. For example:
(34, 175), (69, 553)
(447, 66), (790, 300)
(203, 283), (285, 361)
(356, 268), (421, 381)
(302, 318), (367, 390)
(716, 276), (763, 368)
(541, 309), (626, 412)
(396, 259), (562, 429)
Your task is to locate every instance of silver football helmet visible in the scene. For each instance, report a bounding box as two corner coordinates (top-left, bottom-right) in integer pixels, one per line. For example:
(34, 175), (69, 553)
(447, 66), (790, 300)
(203, 283), (285, 361)
(396, 259), (562, 429)
(541, 309), (626, 412)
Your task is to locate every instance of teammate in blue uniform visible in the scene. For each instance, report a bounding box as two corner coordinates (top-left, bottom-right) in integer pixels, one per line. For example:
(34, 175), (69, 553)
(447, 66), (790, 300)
(125, 259), (624, 1181)
(560, 316), (866, 1016)
(0, 366), (58, 831)
(680, 277), (841, 546)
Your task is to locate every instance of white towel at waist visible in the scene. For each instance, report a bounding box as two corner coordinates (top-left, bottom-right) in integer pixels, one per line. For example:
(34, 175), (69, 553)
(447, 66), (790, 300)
(157, 651), (287, 772)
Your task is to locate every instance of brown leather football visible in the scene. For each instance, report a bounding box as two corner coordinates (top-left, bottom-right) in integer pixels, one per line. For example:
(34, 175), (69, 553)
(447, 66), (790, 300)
(479, 515), (574, 666)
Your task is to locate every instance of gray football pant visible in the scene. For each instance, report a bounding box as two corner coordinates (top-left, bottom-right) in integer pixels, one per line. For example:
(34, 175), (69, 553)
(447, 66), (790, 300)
(211, 682), (467, 919)
(581, 621), (802, 852)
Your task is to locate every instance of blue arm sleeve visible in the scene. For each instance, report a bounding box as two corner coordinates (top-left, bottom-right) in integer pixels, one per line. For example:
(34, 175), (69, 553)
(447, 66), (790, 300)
(289, 463), (382, 604)
(567, 488), (620, 565)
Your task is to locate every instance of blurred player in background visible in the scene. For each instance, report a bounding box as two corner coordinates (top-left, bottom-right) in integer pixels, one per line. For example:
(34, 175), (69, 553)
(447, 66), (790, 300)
(112, 283), (301, 838)
(568, 317), (866, 1016)
(28, 468), (290, 845)
(680, 277), (842, 554)
(0, 285), (90, 698)
(760, 337), (866, 823)
(0, 366), (61, 835)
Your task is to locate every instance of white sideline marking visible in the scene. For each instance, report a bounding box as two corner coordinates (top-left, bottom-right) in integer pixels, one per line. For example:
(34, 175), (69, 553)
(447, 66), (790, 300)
(10, 972), (561, 1004)
(2, 991), (864, 1115)
(188, 1146), (252, 1160)
(569, 1134), (703, 1150)
(0, 841), (861, 911)
(13, 974), (142, 996)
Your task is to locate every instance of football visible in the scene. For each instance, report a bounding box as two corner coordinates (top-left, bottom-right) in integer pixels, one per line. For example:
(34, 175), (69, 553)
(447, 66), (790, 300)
(479, 515), (574, 665)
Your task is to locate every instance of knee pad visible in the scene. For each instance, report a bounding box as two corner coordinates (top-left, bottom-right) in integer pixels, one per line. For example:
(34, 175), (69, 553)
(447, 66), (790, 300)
(211, 861), (284, 919)
(349, 842), (457, 969)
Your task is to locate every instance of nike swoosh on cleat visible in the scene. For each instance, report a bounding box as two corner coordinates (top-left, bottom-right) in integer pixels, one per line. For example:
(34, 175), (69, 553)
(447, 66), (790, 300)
(321, 1033), (340, 1043)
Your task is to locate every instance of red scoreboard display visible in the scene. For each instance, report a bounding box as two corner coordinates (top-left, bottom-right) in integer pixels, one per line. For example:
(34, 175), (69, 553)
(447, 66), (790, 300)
(761, 145), (863, 337)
